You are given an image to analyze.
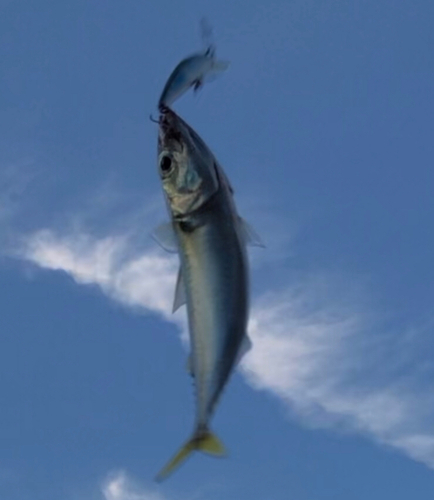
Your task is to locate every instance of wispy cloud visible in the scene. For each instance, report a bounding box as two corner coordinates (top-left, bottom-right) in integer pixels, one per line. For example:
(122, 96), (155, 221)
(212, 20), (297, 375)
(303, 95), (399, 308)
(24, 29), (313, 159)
(21, 229), (178, 320)
(102, 470), (165, 500)
(243, 289), (434, 466)
(16, 227), (434, 469)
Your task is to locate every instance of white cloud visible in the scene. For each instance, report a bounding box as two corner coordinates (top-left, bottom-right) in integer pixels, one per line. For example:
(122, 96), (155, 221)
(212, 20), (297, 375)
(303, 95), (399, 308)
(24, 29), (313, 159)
(22, 229), (178, 320)
(102, 471), (165, 500)
(18, 228), (434, 469)
(242, 290), (434, 465)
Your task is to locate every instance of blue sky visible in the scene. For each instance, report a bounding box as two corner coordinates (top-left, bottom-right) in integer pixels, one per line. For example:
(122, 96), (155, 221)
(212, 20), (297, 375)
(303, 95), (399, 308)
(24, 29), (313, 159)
(1, 0), (434, 498)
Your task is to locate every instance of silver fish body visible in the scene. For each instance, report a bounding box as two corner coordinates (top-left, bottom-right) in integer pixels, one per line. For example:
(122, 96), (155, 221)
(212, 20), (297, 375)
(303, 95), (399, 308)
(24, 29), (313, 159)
(158, 49), (229, 109)
(154, 108), (258, 480)
(174, 171), (249, 427)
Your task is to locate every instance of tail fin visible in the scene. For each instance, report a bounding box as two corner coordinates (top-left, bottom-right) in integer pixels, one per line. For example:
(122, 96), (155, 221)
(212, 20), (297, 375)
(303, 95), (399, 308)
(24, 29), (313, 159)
(155, 429), (226, 482)
(201, 60), (230, 84)
(212, 59), (230, 72)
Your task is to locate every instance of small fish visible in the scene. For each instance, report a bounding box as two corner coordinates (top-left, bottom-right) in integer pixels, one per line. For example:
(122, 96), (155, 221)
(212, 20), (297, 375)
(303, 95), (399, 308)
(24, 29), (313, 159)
(158, 20), (229, 109)
(153, 108), (263, 481)
(158, 49), (229, 109)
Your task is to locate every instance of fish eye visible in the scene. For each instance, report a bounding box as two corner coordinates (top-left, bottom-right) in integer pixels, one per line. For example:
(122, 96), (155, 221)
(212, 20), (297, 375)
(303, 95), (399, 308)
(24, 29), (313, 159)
(160, 155), (173, 174)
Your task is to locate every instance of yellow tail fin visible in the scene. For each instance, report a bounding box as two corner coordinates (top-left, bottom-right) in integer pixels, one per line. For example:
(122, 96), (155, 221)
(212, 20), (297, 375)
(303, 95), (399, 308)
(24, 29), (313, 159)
(155, 430), (226, 482)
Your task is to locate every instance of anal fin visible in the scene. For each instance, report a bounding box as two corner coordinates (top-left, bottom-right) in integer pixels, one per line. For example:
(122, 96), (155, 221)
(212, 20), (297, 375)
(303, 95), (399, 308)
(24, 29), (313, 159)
(173, 266), (186, 313)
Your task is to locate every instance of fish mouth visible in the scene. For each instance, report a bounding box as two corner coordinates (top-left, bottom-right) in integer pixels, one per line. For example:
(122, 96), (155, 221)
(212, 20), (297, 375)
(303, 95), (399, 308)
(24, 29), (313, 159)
(158, 107), (185, 153)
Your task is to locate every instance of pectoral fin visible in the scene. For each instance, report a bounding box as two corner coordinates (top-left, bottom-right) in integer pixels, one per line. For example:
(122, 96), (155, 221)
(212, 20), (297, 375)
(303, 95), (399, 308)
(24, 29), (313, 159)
(151, 222), (178, 253)
(238, 217), (265, 248)
(193, 79), (203, 92)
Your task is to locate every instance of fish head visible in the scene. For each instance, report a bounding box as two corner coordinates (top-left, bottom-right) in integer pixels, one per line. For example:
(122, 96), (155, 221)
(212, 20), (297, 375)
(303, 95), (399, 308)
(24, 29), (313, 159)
(157, 108), (219, 217)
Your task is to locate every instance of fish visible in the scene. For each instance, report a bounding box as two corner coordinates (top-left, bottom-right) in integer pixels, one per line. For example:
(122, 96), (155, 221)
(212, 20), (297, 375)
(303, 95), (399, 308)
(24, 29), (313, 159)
(152, 108), (263, 481)
(158, 19), (229, 109)
(158, 46), (229, 109)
